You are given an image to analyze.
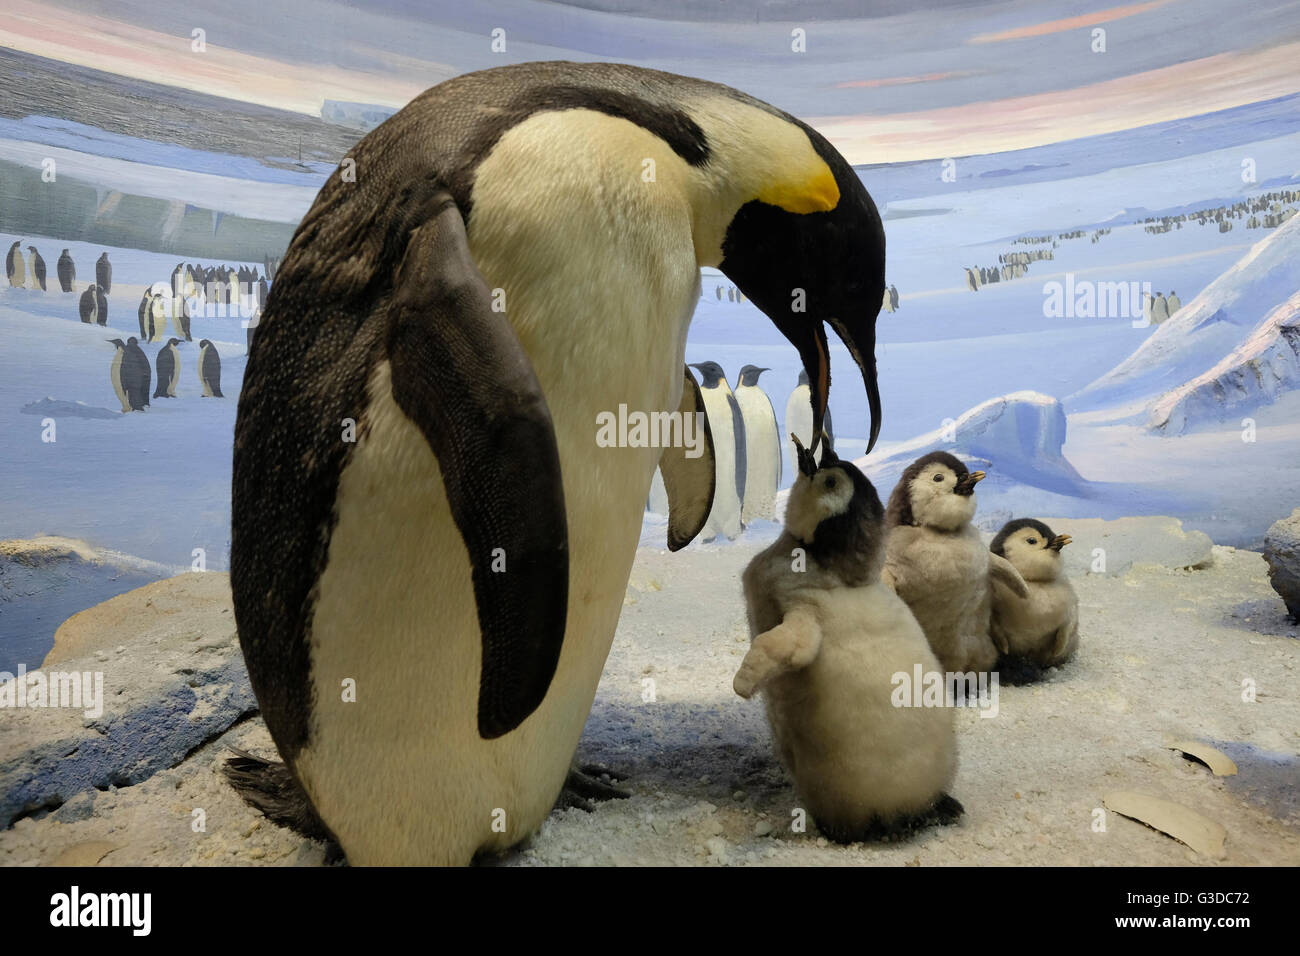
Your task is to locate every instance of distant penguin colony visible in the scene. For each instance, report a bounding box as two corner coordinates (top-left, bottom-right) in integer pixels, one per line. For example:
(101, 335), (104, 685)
(690, 361), (745, 540)
(153, 338), (183, 398)
(198, 339), (223, 397)
(57, 250), (75, 292)
(733, 365), (782, 522)
(736, 436), (961, 842)
(6, 240), (25, 287)
(882, 451), (1028, 676)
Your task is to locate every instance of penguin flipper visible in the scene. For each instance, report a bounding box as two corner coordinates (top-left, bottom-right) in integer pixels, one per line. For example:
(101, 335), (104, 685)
(386, 192), (568, 741)
(222, 749), (337, 845)
(989, 552), (1029, 598)
(658, 366), (716, 550)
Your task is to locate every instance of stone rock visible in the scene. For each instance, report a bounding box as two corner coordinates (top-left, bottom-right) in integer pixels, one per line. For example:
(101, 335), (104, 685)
(0, 572), (254, 827)
(1032, 516), (1215, 577)
(1263, 508), (1300, 619)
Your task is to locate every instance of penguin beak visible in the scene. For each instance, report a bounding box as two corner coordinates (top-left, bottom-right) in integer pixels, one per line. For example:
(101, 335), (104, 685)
(1049, 534), (1072, 551)
(954, 470), (985, 496)
(791, 432), (818, 477)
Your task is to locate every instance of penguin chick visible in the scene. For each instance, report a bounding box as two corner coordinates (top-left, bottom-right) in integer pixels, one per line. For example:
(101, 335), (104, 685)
(882, 451), (1028, 675)
(989, 519), (1078, 684)
(735, 436), (962, 843)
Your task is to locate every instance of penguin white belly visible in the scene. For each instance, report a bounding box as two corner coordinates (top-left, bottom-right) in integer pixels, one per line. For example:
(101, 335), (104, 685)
(699, 386), (741, 539)
(110, 351), (128, 412)
(294, 109), (701, 865)
(736, 387), (780, 522)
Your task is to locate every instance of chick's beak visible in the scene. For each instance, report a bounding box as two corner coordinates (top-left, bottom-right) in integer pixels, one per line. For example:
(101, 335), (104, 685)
(1050, 534), (1072, 551)
(954, 470), (986, 496)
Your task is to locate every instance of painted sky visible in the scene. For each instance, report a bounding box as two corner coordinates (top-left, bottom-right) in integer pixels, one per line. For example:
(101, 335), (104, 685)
(3, 0), (1299, 161)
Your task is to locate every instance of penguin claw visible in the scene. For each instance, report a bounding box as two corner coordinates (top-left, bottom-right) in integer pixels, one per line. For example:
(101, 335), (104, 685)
(556, 764), (631, 812)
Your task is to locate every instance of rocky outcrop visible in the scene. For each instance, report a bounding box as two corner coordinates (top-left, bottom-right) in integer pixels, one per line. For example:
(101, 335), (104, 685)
(1263, 508), (1300, 619)
(0, 572), (253, 827)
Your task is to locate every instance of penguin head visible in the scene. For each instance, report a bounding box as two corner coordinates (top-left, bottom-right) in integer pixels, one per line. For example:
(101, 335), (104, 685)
(127, 336), (139, 345)
(27, 246), (37, 254)
(199, 338), (212, 348)
(783, 434), (885, 581)
(736, 365), (768, 387)
(168, 338), (183, 346)
(991, 518), (1070, 582)
(107, 338), (125, 349)
(715, 120), (883, 457)
(687, 361), (727, 389)
(887, 451), (984, 532)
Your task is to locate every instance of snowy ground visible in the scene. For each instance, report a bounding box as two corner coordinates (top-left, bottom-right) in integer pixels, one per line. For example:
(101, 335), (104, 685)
(1, 533), (1296, 867)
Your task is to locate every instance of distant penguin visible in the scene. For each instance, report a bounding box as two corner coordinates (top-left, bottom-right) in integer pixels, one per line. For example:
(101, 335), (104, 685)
(27, 247), (46, 290)
(689, 361), (744, 539)
(154, 338), (182, 398)
(735, 365), (782, 522)
(95, 285), (108, 327)
(1151, 292), (1169, 324)
(715, 285), (723, 301)
(889, 284), (899, 311)
(881, 286), (894, 313)
(95, 252), (112, 293)
(57, 250), (75, 292)
(198, 339), (223, 397)
(175, 292), (193, 341)
(785, 368), (834, 483)
(1142, 292), (1154, 325)
(80, 284), (99, 324)
(1166, 290), (1181, 315)
(108, 339), (130, 411)
(148, 290), (170, 341)
(727, 286), (736, 302)
(137, 290), (153, 339)
(6, 241), (25, 287)
(965, 267), (978, 292)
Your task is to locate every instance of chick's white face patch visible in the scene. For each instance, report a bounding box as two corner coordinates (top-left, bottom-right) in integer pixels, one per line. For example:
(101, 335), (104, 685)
(908, 465), (976, 531)
(1002, 529), (1062, 581)
(784, 466), (853, 542)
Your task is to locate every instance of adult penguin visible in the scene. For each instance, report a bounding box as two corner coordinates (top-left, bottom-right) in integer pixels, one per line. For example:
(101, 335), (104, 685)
(138, 289), (153, 339)
(121, 337), (150, 410)
(79, 284), (98, 324)
(154, 338), (182, 398)
(6, 241), (24, 287)
(27, 247), (46, 290)
(785, 368), (834, 481)
(95, 284), (109, 327)
(96, 252), (112, 293)
(734, 365), (781, 522)
(197, 339), (223, 396)
(689, 360), (745, 540)
(228, 61), (885, 866)
(57, 249), (75, 292)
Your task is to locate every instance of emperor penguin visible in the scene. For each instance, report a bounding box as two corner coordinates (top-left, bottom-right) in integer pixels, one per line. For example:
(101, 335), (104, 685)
(735, 436), (961, 842)
(57, 250), (75, 292)
(882, 451), (1028, 676)
(6, 241), (25, 287)
(690, 360), (745, 540)
(1166, 290), (1181, 316)
(1151, 292), (1169, 324)
(785, 368), (834, 482)
(148, 287), (171, 341)
(95, 252), (112, 294)
(110, 337), (150, 411)
(108, 339), (129, 412)
(881, 286), (895, 313)
(227, 61), (886, 866)
(94, 285), (108, 327)
(964, 267), (977, 292)
(889, 284), (899, 311)
(154, 338), (183, 398)
(79, 284), (99, 324)
(137, 289), (153, 339)
(734, 365), (781, 522)
(197, 339), (223, 397)
(27, 247), (46, 290)
(989, 519), (1078, 684)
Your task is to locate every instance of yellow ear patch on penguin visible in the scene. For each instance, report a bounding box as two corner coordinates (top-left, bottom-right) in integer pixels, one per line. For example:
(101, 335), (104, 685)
(757, 163), (840, 215)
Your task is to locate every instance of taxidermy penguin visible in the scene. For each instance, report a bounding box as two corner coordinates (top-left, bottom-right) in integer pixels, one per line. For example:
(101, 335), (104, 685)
(228, 61), (887, 865)
(735, 436), (961, 843)
(882, 451), (1028, 675)
(989, 518), (1078, 684)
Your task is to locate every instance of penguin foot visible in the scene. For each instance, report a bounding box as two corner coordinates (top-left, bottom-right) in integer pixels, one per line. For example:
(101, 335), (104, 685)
(995, 655), (1043, 686)
(223, 748), (339, 850)
(816, 793), (964, 845)
(555, 763), (630, 812)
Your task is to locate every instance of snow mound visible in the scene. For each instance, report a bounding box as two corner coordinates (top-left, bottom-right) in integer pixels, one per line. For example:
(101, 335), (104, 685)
(1149, 289), (1300, 433)
(857, 391), (1084, 492)
(1075, 213), (1300, 406)
(20, 397), (120, 420)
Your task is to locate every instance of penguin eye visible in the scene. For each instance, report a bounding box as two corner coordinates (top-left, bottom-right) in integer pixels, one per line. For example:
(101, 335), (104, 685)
(933, 474), (944, 482)
(1026, 538), (1037, 545)
(824, 476), (836, 489)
